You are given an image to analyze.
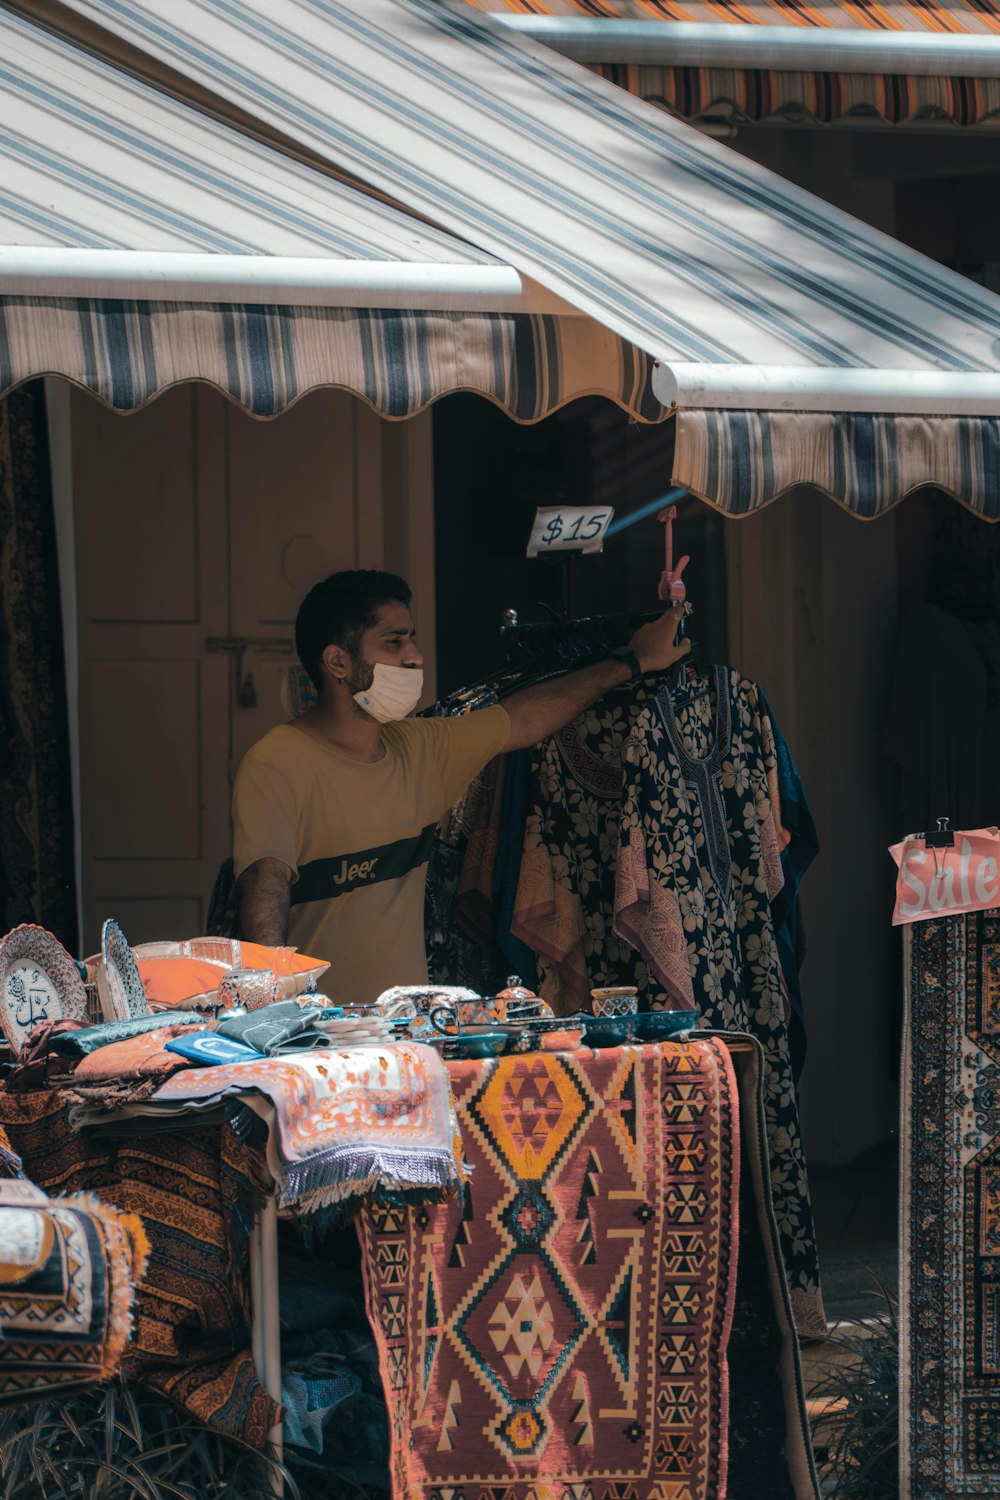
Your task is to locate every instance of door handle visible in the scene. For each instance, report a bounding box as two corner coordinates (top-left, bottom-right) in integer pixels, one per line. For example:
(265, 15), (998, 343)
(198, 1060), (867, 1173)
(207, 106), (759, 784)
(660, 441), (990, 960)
(205, 637), (294, 710)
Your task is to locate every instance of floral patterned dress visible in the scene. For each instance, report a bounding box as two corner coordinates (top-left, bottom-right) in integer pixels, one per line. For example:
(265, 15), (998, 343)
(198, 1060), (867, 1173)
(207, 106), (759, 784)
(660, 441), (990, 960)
(512, 669), (825, 1337)
(617, 668), (824, 1336)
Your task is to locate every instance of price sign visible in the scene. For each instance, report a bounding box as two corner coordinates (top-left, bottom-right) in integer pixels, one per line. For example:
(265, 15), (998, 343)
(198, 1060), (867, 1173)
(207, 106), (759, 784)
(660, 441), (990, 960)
(526, 505), (615, 558)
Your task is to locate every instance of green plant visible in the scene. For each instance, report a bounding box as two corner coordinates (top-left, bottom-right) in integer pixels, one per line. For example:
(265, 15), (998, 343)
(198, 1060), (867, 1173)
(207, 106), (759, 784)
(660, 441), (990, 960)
(807, 1274), (899, 1500)
(0, 1380), (385, 1500)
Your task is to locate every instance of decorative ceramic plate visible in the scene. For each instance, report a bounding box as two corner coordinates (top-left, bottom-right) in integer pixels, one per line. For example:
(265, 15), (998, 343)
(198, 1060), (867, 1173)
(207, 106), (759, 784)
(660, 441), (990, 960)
(97, 918), (149, 1023)
(0, 924), (88, 1054)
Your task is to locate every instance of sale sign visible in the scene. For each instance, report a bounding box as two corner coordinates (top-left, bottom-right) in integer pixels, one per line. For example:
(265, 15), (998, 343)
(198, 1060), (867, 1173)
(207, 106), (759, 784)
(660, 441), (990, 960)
(889, 828), (1000, 925)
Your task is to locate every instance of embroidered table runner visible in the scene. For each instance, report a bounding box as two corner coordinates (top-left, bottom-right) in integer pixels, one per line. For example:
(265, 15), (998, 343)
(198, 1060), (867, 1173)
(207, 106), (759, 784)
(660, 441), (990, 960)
(358, 1038), (740, 1500)
(153, 1043), (463, 1216)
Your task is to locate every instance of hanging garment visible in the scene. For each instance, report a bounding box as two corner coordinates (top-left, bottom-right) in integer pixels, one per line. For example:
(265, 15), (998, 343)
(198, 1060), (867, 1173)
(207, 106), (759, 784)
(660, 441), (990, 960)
(425, 769), (507, 994)
(756, 688), (820, 1078)
(511, 678), (678, 1013)
(615, 669), (825, 1337)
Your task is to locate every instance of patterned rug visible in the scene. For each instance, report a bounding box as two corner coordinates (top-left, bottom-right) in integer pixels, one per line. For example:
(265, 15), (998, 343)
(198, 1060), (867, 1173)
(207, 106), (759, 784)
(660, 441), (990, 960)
(901, 912), (1000, 1498)
(0, 1088), (276, 1445)
(0, 1184), (149, 1404)
(152, 1044), (464, 1217)
(358, 1038), (741, 1499)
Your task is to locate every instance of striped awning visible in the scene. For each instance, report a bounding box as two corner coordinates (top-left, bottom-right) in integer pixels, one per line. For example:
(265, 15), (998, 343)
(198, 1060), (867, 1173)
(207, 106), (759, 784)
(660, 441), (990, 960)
(0, 6), (662, 423)
(33, 0), (1000, 517)
(467, 1), (1000, 127)
(4, 0), (1000, 516)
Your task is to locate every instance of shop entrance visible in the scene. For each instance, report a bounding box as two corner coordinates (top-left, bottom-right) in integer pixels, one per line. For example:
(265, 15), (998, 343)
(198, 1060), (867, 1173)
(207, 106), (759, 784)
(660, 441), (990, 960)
(65, 383), (433, 952)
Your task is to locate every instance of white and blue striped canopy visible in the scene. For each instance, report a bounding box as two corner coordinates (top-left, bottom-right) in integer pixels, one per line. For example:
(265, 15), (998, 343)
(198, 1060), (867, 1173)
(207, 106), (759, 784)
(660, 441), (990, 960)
(4, 0), (1000, 515)
(0, 6), (664, 424)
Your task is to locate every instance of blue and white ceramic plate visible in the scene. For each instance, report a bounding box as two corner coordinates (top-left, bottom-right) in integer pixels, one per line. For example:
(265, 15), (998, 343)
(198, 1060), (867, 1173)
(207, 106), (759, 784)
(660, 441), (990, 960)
(98, 918), (149, 1023)
(0, 924), (88, 1054)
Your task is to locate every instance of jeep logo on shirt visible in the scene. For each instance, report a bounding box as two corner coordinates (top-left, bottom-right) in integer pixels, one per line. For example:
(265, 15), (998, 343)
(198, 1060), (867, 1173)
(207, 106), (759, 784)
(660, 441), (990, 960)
(290, 824), (437, 906)
(334, 857), (378, 886)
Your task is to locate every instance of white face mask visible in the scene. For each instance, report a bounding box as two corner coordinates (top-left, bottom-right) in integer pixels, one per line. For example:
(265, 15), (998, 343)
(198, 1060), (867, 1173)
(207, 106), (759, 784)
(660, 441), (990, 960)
(353, 663), (424, 723)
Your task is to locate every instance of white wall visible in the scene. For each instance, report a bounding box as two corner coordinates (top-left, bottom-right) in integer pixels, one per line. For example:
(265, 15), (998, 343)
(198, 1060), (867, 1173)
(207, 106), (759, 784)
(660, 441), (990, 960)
(727, 489), (900, 1166)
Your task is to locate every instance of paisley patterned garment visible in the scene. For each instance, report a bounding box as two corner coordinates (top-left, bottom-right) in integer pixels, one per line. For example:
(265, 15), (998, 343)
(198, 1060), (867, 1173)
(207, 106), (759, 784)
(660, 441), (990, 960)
(512, 670), (824, 1337)
(511, 679), (663, 1012)
(617, 669), (824, 1336)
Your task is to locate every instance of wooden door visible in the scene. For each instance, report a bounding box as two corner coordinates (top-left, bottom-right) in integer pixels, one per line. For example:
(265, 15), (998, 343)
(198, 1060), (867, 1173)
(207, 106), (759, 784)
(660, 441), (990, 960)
(73, 386), (230, 951)
(73, 387), (434, 954)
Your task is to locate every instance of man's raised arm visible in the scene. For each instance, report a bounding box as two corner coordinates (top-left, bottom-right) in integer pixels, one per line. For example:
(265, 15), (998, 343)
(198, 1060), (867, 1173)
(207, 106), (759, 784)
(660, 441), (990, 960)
(237, 858), (293, 945)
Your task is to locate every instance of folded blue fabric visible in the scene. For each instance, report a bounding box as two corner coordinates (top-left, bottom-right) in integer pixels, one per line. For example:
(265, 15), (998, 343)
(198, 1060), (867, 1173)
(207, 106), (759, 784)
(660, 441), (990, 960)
(164, 1031), (264, 1066)
(49, 1012), (197, 1059)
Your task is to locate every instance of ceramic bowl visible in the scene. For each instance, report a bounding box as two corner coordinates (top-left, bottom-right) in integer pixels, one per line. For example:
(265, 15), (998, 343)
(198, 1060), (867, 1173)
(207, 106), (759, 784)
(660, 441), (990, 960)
(429, 1030), (509, 1060)
(581, 1014), (639, 1048)
(589, 986), (639, 1019)
(633, 1010), (702, 1043)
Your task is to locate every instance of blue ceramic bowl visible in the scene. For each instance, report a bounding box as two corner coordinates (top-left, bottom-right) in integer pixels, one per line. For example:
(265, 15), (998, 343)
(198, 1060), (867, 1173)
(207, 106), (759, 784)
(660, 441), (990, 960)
(430, 1030), (508, 1060)
(580, 1014), (639, 1048)
(633, 1010), (701, 1043)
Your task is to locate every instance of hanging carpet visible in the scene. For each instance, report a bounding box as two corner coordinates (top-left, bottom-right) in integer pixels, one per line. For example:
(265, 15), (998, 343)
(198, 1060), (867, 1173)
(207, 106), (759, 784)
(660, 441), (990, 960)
(901, 911), (1000, 1498)
(358, 1038), (744, 1499)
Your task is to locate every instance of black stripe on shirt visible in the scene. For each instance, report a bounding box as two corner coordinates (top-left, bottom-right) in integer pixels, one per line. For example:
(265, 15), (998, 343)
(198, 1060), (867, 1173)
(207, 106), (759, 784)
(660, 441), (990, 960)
(290, 823), (437, 905)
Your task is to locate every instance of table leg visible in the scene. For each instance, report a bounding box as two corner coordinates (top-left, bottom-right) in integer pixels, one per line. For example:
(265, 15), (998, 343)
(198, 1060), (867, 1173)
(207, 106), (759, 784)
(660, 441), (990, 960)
(250, 1196), (284, 1487)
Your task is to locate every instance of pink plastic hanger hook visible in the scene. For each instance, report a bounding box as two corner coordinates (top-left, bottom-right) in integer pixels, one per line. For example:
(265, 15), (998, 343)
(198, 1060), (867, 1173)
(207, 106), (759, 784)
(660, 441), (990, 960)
(657, 505), (689, 603)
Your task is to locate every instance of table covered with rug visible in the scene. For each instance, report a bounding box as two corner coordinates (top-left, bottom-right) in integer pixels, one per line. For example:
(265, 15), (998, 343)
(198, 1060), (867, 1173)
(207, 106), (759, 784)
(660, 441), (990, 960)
(1, 1022), (818, 1497)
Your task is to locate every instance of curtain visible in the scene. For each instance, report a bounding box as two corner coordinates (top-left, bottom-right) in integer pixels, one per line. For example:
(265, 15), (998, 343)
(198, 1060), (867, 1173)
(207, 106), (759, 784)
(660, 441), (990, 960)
(0, 382), (77, 951)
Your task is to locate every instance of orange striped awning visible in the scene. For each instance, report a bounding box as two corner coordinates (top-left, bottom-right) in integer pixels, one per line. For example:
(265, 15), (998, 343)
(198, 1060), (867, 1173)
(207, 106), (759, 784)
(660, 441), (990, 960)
(466, 1), (1000, 126)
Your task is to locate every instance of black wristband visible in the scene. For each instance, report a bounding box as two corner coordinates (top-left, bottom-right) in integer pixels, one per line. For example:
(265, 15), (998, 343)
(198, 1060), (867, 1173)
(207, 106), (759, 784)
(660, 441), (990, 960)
(607, 645), (642, 681)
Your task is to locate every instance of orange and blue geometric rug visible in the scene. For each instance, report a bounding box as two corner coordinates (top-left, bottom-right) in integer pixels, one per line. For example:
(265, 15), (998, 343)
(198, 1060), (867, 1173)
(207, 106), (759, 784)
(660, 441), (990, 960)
(358, 1038), (741, 1499)
(902, 912), (1000, 1498)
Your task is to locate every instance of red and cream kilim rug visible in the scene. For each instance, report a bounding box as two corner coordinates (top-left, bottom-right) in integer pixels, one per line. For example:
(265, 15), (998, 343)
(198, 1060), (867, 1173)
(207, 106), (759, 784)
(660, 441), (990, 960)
(358, 1038), (740, 1500)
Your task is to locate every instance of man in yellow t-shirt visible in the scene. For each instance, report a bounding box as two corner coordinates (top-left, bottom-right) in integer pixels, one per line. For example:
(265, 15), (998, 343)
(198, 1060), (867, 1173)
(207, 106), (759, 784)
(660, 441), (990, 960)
(233, 570), (689, 1005)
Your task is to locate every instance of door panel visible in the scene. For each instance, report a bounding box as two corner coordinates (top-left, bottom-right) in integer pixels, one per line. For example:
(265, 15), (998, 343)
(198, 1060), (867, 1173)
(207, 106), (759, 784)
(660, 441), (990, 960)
(74, 386), (230, 951)
(81, 389), (199, 623)
(73, 389), (435, 955)
(89, 660), (202, 860)
(227, 392), (358, 770)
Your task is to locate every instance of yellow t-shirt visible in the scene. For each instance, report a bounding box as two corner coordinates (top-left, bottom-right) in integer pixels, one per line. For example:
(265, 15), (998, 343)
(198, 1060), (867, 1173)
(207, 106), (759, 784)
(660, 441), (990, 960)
(231, 706), (510, 1005)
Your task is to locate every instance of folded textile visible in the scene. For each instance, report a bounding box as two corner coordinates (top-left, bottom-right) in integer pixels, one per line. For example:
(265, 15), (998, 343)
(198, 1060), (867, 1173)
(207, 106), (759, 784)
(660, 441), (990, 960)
(282, 1355), (362, 1454)
(153, 1043), (464, 1215)
(280, 1327), (388, 1476)
(5, 1019), (88, 1091)
(61, 1025), (201, 1112)
(0, 1187), (149, 1402)
(71, 1025), (195, 1084)
(216, 1000), (322, 1056)
(49, 1011), (198, 1060)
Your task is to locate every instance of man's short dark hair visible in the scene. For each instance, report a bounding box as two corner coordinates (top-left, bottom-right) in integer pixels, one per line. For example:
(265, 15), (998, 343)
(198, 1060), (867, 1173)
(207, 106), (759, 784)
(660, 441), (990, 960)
(295, 570), (412, 690)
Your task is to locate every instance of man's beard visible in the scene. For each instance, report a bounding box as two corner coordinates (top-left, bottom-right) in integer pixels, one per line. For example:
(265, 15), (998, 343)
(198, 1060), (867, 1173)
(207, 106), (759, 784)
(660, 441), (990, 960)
(347, 656), (374, 702)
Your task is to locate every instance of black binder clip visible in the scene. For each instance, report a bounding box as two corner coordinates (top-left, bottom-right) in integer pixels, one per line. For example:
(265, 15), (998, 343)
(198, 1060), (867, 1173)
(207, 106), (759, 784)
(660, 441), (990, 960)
(925, 817), (955, 849)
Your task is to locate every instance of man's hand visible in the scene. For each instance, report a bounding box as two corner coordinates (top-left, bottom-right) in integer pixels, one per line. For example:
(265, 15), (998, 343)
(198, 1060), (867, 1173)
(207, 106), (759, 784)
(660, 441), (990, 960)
(629, 603), (692, 674)
(502, 603), (692, 753)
